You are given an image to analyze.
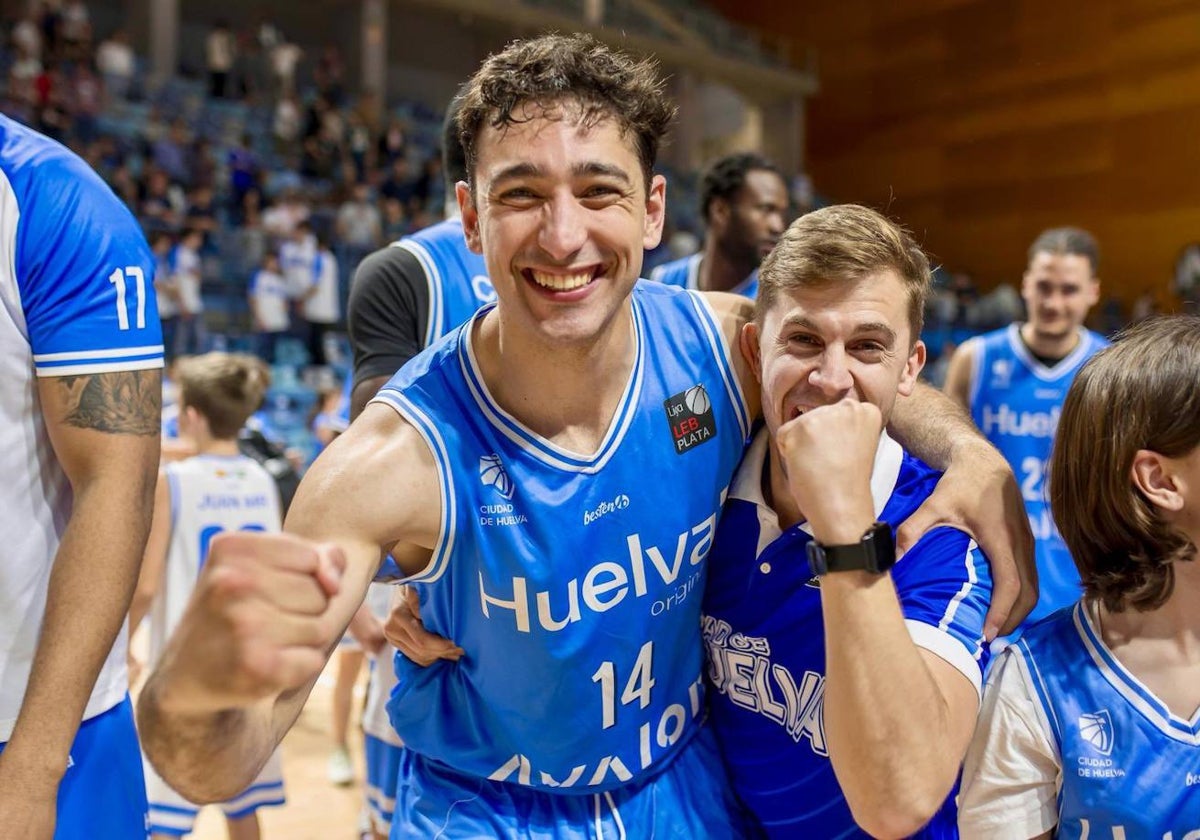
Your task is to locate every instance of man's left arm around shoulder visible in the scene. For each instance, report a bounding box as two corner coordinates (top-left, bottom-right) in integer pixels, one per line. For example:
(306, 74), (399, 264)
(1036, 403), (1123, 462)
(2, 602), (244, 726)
(777, 400), (984, 839)
(888, 382), (1036, 639)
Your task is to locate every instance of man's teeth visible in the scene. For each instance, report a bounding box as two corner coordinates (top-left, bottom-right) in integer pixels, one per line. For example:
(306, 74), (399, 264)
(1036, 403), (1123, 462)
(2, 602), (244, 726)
(531, 270), (593, 291)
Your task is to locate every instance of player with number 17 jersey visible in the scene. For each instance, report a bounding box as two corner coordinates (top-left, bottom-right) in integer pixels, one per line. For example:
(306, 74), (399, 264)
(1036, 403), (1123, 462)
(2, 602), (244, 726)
(372, 281), (751, 836)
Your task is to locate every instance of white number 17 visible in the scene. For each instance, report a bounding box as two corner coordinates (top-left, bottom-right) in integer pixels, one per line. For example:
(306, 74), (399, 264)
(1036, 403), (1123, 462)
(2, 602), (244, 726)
(108, 266), (147, 331)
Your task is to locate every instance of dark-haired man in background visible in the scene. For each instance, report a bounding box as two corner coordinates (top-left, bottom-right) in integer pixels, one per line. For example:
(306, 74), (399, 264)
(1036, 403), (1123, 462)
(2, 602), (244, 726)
(651, 151), (789, 296)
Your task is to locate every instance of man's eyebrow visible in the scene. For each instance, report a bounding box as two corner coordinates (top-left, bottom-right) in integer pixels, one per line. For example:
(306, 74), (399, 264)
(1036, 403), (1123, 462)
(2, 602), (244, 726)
(778, 314), (898, 344)
(489, 161), (634, 185)
(572, 161), (633, 184)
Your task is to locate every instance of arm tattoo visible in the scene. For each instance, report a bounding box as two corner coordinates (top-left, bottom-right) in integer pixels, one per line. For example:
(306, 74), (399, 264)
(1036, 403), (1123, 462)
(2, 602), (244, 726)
(58, 370), (162, 436)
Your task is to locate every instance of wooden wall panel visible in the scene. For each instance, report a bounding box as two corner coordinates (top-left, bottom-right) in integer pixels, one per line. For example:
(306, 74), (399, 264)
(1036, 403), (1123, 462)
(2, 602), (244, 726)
(712, 0), (1200, 306)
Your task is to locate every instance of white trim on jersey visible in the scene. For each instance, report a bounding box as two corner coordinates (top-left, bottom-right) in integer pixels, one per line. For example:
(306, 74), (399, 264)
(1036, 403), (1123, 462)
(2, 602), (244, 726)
(906, 619), (985, 699)
(1074, 602), (1200, 744)
(393, 237), (444, 349)
(457, 301), (647, 474)
(936, 539), (983, 646)
(1005, 323), (1099, 381)
(368, 390), (457, 585)
(688, 290), (751, 442)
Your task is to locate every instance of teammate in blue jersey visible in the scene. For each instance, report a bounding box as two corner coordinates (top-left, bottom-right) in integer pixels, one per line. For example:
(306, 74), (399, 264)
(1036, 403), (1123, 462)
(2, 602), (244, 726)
(0, 114), (162, 838)
(138, 34), (1034, 840)
(960, 315), (1200, 838)
(945, 227), (1106, 636)
(703, 204), (993, 839)
(128, 353), (286, 839)
(347, 91), (494, 419)
(649, 152), (788, 297)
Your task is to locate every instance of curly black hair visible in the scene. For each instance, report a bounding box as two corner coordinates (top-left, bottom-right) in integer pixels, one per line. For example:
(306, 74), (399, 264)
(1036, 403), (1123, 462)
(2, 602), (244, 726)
(699, 152), (785, 223)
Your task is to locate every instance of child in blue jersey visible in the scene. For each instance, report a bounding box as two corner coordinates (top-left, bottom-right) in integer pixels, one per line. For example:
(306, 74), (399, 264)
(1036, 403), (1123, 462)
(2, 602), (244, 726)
(703, 204), (993, 839)
(129, 353), (286, 840)
(960, 315), (1200, 839)
(944, 227), (1107, 637)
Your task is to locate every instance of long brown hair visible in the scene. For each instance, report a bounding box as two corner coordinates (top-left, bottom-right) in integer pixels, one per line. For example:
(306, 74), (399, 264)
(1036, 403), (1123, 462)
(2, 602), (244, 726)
(1050, 315), (1200, 612)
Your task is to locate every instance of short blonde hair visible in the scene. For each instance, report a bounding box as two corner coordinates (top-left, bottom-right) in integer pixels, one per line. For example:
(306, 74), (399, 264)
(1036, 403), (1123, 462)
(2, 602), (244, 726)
(757, 204), (930, 341)
(177, 353), (271, 440)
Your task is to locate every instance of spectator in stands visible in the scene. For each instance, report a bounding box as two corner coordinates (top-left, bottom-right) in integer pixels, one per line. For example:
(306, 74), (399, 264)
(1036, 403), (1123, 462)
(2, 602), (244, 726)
(152, 119), (191, 186)
(139, 168), (183, 233)
(279, 219), (318, 303)
(270, 38), (302, 99)
(377, 116), (406, 165)
(303, 236), (341, 367)
(59, 0), (91, 62)
(380, 156), (417, 207)
(96, 27), (135, 101)
(205, 20), (236, 99)
(249, 252), (290, 364)
(227, 134), (262, 214)
(184, 185), (219, 253)
(69, 64), (102, 145)
(172, 228), (206, 356)
(151, 232), (181, 361)
(273, 92), (302, 152)
(262, 187), (309, 238)
(380, 196), (408, 241)
(336, 183), (383, 251)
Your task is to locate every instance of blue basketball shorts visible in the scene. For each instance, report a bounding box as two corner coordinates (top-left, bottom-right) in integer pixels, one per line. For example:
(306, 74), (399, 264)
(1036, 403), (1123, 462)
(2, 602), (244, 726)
(0, 695), (148, 840)
(365, 734), (404, 835)
(390, 723), (752, 839)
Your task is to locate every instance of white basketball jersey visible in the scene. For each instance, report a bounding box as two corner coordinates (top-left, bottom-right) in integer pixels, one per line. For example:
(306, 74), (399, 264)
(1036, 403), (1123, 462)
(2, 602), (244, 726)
(147, 454), (281, 667)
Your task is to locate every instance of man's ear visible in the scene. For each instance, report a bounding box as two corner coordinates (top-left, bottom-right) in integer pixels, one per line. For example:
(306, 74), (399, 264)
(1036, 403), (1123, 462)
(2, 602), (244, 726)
(739, 320), (763, 385)
(643, 173), (667, 250)
(1131, 449), (1185, 514)
(897, 340), (927, 398)
(457, 181), (482, 254)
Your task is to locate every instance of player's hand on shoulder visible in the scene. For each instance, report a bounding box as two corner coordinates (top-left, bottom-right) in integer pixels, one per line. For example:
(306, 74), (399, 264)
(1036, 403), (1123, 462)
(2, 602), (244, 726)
(777, 400), (881, 543)
(156, 531), (347, 711)
(384, 587), (464, 667)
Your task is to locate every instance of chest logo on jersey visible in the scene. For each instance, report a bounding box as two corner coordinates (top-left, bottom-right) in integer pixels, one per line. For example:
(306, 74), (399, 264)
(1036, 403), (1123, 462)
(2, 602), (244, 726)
(1079, 709), (1113, 757)
(664, 385), (716, 454)
(990, 359), (1012, 389)
(479, 454), (515, 500)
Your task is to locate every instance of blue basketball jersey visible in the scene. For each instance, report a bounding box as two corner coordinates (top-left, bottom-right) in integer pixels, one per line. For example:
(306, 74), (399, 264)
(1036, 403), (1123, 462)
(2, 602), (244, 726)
(371, 281), (751, 794)
(391, 217), (494, 346)
(1014, 603), (1200, 838)
(0, 113), (163, 742)
(967, 324), (1107, 627)
(649, 253), (758, 298)
(703, 430), (993, 839)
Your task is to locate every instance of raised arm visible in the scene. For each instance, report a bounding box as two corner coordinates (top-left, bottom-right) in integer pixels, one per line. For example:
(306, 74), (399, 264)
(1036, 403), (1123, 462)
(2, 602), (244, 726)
(0, 371), (160, 827)
(888, 382), (1036, 638)
(778, 400), (983, 838)
(137, 404), (440, 801)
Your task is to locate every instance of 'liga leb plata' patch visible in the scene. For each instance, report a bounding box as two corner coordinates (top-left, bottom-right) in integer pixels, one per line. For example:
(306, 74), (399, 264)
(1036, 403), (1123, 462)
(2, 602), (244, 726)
(664, 385), (717, 454)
